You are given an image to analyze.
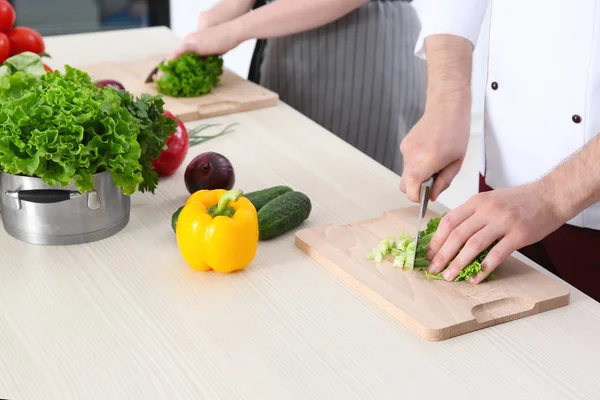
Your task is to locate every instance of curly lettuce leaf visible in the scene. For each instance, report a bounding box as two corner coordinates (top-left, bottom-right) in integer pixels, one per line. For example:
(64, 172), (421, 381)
(116, 91), (176, 193)
(155, 53), (224, 97)
(424, 260), (495, 282)
(419, 216), (442, 237)
(0, 66), (143, 194)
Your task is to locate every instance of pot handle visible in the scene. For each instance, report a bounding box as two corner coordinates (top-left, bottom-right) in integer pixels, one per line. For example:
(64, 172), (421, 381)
(7, 189), (83, 204)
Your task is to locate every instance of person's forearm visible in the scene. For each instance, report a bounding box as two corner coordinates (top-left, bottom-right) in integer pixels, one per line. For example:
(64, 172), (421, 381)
(227, 0), (368, 42)
(542, 134), (600, 222)
(423, 34), (473, 116)
(199, 0), (255, 27)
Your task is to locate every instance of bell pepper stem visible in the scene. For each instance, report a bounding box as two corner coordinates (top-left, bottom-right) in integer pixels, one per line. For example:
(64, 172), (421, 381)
(217, 189), (243, 212)
(207, 189), (243, 218)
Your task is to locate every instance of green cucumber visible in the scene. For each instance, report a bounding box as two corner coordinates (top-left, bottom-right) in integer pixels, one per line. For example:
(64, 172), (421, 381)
(244, 185), (293, 211)
(257, 191), (311, 240)
(172, 206), (184, 232)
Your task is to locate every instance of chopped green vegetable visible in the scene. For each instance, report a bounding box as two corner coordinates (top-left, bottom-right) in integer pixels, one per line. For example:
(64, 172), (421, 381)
(154, 53), (224, 98)
(421, 217), (441, 236)
(393, 253), (406, 268)
(366, 216), (496, 282)
(0, 55), (176, 195)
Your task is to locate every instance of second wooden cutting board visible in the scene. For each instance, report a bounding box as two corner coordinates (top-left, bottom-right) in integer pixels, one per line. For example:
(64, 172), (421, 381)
(295, 207), (570, 341)
(76, 54), (279, 122)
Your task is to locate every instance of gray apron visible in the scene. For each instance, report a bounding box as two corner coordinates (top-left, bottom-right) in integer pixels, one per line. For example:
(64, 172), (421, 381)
(255, 0), (426, 175)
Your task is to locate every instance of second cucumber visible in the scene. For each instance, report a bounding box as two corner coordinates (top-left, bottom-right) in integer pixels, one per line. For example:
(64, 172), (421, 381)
(257, 191), (311, 240)
(244, 185), (293, 211)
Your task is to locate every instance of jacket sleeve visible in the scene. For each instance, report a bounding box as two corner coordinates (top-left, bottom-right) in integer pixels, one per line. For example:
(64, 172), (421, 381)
(412, 0), (490, 59)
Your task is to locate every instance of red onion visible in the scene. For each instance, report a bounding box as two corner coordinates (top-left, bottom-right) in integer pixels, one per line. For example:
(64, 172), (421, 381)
(95, 79), (125, 90)
(184, 152), (235, 194)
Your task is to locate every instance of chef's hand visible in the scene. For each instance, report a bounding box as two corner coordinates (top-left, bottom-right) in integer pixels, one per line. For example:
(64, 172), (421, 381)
(426, 182), (565, 283)
(399, 106), (470, 203)
(197, 12), (216, 30)
(171, 21), (243, 59)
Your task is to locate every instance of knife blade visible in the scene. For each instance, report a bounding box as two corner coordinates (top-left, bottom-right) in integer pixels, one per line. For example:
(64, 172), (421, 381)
(144, 62), (162, 84)
(411, 173), (437, 270)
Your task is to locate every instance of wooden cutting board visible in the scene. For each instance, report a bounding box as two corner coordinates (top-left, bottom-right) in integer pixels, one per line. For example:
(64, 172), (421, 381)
(76, 54), (279, 122)
(295, 207), (570, 341)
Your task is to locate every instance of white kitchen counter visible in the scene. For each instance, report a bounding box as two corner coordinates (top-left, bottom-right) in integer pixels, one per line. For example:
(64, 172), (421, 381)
(1, 27), (598, 400)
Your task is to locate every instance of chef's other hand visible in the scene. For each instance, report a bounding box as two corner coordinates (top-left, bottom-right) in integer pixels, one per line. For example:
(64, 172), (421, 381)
(171, 22), (242, 59)
(399, 107), (470, 203)
(197, 11), (216, 30)
(426, 182), (564, 283)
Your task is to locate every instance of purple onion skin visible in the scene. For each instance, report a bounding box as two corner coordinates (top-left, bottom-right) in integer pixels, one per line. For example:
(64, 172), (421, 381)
(184, 152), (235, 194)
(95, 80), (126, 90)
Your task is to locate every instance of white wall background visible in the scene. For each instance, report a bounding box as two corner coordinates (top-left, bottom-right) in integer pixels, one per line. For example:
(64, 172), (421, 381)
(170, 0), (490, 121)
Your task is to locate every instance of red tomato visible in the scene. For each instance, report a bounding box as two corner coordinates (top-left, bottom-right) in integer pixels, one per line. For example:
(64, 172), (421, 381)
(0, 32), (8, 64)
(0, 0), (15, 33)
(151, 111), (189, 176)
(8, 27), (45, 56)
(43, 63), (53, 73)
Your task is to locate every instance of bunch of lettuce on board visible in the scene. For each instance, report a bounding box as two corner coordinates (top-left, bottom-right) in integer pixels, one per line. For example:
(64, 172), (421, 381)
(366, 216), (496, 282)
(153, 53), (224, 98)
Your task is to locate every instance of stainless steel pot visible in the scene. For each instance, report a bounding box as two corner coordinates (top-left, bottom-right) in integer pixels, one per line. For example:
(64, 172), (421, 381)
(0, 171), (130, 245)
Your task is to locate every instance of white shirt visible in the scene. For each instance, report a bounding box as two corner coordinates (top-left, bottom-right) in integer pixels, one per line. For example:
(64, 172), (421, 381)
(413, 0), (600, 230)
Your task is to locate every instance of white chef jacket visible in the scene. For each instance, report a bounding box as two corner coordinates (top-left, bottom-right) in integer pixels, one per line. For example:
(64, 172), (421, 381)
(413, 0), (600, 230)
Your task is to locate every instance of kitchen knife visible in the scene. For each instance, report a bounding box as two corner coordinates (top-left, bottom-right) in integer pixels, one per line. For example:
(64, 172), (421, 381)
(144, 62), (162, 84)
(411, 173), (438, 270)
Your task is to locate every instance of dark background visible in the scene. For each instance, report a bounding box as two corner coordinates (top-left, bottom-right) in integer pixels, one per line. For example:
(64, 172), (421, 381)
(4, 0), (169, 36)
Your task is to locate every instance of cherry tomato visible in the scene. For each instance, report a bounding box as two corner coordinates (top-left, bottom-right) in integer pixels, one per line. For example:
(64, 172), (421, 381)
(8, 27), (45, 56)
(151, 111), (189, 176)
(0, 0), (15, 33)
(43, 63), (53, 73)
(0, 32), (8, 64)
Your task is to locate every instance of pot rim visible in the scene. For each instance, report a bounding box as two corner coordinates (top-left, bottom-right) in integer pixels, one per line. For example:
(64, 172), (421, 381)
(0, 170), (112, 181)
(0, 170), (116, 193)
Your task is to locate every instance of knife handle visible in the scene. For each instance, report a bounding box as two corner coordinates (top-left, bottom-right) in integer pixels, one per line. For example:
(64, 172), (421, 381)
(419, 173), (439, 204)
(422, 173), (438, 190)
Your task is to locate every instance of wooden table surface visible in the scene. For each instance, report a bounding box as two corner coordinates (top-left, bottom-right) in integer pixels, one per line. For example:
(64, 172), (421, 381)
(0, 26), (598, 400)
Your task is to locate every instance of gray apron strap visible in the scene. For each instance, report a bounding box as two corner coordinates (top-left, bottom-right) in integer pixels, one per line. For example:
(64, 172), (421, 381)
(247, 0), (267, 84)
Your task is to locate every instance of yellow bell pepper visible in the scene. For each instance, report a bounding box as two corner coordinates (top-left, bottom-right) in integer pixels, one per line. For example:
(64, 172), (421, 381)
(176, 188), (259, 273)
